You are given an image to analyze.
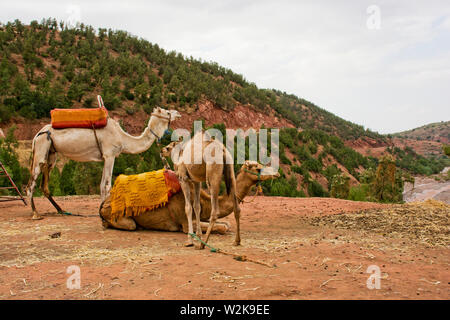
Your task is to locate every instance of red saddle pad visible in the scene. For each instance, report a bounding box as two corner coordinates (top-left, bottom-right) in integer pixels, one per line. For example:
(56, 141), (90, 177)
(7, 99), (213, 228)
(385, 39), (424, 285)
(51, 107), (108, 129)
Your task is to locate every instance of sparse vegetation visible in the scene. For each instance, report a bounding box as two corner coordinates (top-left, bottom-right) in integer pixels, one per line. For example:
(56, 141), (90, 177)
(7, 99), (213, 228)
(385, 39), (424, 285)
(387, 146), (449, 175)
(391, 121), (449, 144)
(1, 19), (446, 204)
(0, 126), (29, 195)
(0, 19), (386, 143)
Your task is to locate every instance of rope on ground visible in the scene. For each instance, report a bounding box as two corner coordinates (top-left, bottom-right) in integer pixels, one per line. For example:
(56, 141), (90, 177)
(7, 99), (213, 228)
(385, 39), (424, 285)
(57, 211), (98, 218)
(188, 233), (275, 268)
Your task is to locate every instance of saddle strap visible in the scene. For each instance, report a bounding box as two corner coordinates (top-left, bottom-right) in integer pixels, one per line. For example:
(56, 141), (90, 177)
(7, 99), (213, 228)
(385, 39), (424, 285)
(91, 124), (104, 159)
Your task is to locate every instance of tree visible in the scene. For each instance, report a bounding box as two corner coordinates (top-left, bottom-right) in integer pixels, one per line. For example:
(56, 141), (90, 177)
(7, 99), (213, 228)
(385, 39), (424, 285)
(371, 156), (403, 202)
(444, 145), (450, 157)
(0, 126), (28, 193)
(330, 173), (350, 199)
(72, 162), (103, 194)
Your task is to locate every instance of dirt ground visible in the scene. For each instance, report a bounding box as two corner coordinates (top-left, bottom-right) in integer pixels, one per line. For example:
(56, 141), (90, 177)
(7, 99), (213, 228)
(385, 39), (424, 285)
(0, 196), (448, 300)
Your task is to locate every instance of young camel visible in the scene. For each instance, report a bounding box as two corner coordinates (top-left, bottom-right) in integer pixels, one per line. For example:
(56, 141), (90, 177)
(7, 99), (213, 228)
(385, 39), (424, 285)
(177, 131), (241, 249)
(27, 107), (181, 220)
(99, 161), (280, 235)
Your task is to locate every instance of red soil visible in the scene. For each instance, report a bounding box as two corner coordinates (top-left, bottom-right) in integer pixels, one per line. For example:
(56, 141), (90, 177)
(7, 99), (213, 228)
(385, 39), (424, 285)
(1, 196), (448, 300)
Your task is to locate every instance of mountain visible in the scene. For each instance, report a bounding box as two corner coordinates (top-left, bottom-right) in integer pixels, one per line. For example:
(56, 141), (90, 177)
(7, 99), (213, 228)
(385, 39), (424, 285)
(389, 121), (450, 157)
(392, 121), (449, 143)
(0, 19), (448, 198)
(0, 19), (385, 143)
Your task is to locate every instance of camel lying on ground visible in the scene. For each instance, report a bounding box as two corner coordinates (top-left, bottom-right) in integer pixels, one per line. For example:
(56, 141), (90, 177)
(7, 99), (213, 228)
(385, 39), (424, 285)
(99, 161), (279, 236)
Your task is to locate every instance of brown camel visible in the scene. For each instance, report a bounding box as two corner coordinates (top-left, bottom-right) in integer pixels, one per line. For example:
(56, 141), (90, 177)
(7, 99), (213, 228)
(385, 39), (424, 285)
(99, 161), (280, 237)
(176, 131), (240, 249)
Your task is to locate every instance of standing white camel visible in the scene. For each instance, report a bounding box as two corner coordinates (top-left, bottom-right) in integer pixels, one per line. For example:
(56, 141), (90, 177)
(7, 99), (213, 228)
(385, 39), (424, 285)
(27, 106), (181, 220)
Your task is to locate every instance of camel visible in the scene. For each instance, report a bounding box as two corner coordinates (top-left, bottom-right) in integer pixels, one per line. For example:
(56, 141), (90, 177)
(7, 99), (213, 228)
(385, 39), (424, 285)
(161, 138), (183, 170)
(176, 131), (247, 249)
(27, 107), (181, 220)
(99, 161), (280, 237)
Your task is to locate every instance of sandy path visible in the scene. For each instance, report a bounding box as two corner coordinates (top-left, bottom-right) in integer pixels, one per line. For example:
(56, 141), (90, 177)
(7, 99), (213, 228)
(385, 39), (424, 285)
(404, 178), (450, 204)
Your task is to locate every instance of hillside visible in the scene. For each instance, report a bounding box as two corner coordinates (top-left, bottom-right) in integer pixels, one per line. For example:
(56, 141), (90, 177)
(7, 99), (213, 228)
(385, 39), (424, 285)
(0, 18), (385, 143)
(1, 19), (449, 200)
(387, 121), (449, 157)
(392, 121), (450, 144)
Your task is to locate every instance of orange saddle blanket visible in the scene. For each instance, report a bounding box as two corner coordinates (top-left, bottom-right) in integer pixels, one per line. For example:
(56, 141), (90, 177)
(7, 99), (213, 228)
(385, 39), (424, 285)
(51, 107), (108, 129)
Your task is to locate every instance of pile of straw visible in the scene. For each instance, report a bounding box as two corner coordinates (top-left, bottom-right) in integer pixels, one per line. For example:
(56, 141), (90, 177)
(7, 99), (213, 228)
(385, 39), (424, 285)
(309, 200), (450, 247)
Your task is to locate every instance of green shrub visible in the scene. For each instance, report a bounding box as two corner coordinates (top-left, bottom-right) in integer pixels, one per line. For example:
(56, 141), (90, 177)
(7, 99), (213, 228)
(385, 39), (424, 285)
(308, 180), (328, 197)
(0, 126), (28, 193)
(301, 158), (322, 173)
(330, 174), (350, 199)
(348, 184), (370, 202)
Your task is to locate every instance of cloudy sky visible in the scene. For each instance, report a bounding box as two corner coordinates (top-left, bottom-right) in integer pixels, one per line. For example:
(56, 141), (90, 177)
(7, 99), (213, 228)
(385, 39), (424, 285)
(1, 0), (449, 133)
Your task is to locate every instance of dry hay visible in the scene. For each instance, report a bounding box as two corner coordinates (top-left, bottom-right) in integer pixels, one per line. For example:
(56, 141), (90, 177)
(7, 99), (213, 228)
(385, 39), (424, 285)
(0, 219), (193, 268)
(309, 200), (450, 247)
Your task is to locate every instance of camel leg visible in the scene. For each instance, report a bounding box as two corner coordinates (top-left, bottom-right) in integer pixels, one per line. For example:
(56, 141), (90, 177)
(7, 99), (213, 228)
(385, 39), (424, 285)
(41, 152), (64, 214)
(179, 178), (194, 247)
(201, 181), (220, 249)
(99, 197), (136, 230)
(107, 217), (137, 231)
(192, 182), (203, 249)
(27, 134), (52, 220)
(183, 222), (229, 235)
(200, 222), (230, 235)
(233, 199), (242, 246)
(27, 165), (42, 220)
(100, 157), (115, 202)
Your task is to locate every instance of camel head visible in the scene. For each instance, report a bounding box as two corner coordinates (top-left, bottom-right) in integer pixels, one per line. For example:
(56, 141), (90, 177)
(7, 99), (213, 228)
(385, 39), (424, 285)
(161, 139), (182, 158)
(240, 160), (280, 182)
(148, 107), (181, 139)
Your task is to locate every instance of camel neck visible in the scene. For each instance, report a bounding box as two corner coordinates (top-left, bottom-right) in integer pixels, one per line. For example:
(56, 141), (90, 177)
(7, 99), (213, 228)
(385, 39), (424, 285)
(234, 173), (255, 202)
(215, 173), (255, 218)
(119, 117), (166, 154)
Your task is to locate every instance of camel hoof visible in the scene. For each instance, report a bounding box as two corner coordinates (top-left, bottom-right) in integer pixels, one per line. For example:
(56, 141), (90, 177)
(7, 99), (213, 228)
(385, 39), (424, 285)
(32, 214), (43, 220)
(195, 242), (204, 250)
(233, 241), (241, 246)
(222, 221), (231, 229)
(184, 241), (194, 247)
(101, 220), (110, 229)
(216, 225), (229, 234)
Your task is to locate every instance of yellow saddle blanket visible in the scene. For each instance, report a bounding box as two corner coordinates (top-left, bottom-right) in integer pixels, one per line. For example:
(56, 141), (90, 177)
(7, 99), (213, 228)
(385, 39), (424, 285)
(110, 169), (170, 221)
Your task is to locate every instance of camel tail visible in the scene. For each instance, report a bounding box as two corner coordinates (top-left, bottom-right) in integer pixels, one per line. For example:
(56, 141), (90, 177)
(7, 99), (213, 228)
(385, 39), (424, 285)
(223, 152), (233, 196)
(222, 148), (240, 215)
(26, 134), (39, 191)
(29, 136), (37, 174)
